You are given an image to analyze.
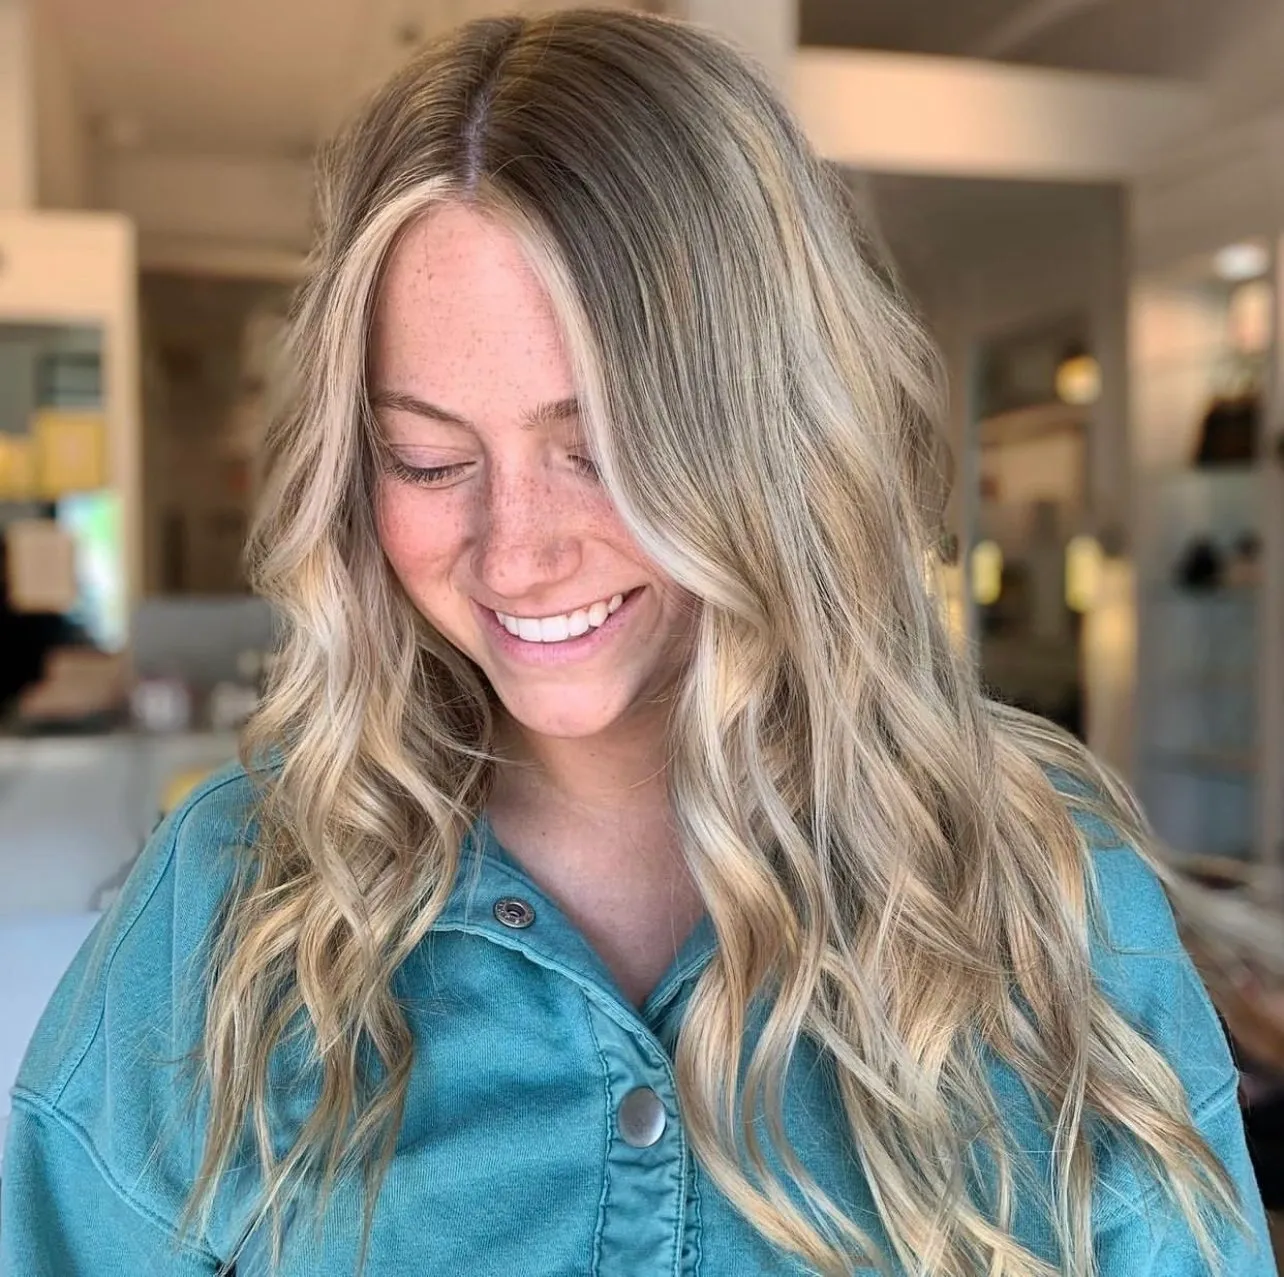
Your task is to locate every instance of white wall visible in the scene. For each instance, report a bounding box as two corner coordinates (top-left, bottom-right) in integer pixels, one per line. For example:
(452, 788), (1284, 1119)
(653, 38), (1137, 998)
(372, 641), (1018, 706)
(1130, 282), (1229, 472)
(0, 0), (87, 211)
(0, 0), (36, 209)
(32, 1), (88, 209)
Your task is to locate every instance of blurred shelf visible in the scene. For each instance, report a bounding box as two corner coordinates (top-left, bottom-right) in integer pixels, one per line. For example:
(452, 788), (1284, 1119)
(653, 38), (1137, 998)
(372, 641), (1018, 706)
(978, 401), (1086, 446)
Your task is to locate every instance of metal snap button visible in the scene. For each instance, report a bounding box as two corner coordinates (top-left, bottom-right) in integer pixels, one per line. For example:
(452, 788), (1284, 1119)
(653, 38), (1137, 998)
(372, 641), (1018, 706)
(617, 1086), (667, 1148)
(493, 896), (535, 929)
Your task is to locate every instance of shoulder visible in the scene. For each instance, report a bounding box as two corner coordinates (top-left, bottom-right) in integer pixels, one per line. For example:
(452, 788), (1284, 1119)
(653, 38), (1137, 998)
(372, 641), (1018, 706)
(1045, 765), (1191, 960)
(6, 762), (261, 1262)
(1062, 789), (1238, 1113)
(15, 759), (262, 1108)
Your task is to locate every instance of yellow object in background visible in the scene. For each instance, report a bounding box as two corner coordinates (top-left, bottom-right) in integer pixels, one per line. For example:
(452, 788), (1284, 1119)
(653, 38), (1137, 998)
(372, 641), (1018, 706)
(160, 767), (215, 815)
(971, 540), (1004, 606)
(0, 435), (37, 500)
(1065, 534), (1104, 614)
(33, 409), (107, 497)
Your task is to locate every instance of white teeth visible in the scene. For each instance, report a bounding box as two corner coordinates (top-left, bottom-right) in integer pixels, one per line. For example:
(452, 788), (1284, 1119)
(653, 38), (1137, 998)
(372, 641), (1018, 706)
(540, 614), (570, 642)
(494, 592), (629, 644)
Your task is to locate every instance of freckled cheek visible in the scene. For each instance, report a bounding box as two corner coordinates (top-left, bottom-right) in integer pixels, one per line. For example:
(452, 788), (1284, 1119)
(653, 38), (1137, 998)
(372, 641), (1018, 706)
(375, 482), (467, 589)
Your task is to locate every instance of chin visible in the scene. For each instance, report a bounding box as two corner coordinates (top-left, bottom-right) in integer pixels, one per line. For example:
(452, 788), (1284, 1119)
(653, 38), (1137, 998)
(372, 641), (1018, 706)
(494, 683), (642, 740)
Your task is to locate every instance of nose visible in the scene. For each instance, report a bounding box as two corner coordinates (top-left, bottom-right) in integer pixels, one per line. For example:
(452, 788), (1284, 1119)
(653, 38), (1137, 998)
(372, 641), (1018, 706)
(471, 467), (584, 602)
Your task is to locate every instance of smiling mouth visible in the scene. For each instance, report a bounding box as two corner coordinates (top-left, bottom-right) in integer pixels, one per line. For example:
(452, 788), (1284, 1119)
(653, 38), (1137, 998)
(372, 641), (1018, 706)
(492, 591), (630, 643)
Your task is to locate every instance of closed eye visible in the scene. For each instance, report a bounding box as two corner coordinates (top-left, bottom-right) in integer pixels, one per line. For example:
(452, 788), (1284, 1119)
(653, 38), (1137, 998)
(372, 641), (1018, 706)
(383, 453), (597, 485)
(384, 456), (473, 487)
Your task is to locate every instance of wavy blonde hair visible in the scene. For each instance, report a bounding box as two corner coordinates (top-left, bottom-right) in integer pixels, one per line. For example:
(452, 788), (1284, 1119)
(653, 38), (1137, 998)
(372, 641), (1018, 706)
(189, 10), (1247, 1274)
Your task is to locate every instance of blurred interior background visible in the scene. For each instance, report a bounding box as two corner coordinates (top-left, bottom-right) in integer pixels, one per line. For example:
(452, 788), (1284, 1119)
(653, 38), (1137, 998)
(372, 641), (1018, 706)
(2, 0), (1284, 1237)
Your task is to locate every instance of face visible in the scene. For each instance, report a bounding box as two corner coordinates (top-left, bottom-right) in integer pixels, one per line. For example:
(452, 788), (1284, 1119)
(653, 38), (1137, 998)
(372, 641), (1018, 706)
(370, 205), (694, 743)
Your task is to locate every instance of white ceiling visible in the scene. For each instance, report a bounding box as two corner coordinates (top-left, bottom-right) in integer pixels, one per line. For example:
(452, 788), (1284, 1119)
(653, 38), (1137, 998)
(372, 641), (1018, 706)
(39, 0), (637, 156)
(37, 0), (1282, 160)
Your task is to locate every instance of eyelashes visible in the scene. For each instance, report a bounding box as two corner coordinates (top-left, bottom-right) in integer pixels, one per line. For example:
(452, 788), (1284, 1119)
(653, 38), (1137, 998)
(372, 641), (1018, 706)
(384, 457), (471, 487)
(382, 453), (599, 487)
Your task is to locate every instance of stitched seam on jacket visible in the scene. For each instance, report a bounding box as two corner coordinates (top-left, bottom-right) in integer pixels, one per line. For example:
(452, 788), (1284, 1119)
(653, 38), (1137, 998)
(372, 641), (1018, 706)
(581, 992), (614, 1277)
(9, 1090), (221, 1265)
(689, 1154), (704, 1275)
(435, 920), (674, 1058)
(1092, 1071), (1241, 1231)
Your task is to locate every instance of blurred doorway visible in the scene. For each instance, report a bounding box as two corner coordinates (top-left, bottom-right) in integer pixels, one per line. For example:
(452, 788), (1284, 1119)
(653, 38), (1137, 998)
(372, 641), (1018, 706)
(858, 172), (1129, 752)
(140, 273), (291, 596)
(973, 319), (1092, 736)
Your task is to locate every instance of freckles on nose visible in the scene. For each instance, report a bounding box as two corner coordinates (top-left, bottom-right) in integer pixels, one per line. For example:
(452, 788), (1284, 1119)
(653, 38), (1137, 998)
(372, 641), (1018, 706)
(477, 472), (584, 573)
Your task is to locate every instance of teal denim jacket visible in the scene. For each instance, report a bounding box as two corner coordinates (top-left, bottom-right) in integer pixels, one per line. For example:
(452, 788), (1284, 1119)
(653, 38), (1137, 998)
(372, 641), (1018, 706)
(2, 764), (1277, 1274)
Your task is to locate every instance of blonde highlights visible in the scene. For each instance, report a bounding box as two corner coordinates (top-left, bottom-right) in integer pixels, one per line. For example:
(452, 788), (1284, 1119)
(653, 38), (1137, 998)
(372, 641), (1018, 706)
(193, 11), (1246, 1274)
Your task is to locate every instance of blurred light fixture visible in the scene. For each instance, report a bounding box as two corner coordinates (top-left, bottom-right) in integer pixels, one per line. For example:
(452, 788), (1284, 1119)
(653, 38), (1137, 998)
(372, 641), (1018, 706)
(1065, 534), (1103, 613)
(971, 540), (1003, 606)
(1214, 241), (1269, 282)
(1054, 348), (1101, 406)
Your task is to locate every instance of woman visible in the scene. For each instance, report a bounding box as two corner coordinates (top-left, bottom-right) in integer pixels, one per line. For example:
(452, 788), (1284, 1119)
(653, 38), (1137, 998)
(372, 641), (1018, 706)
(2, 11), (1275, 1276)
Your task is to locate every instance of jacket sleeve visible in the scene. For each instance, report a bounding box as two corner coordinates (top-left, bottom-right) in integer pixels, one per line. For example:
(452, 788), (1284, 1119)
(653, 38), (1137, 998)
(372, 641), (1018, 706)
(1093, 1073), (1278, 1275)
(1085, 836), (1279, 1275)
(1, 764), (256, 1277)
(1, 1098), (219, 1277)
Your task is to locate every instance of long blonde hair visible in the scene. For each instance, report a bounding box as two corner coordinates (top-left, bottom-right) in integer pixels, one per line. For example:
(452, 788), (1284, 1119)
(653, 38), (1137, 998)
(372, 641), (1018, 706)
(191, 11), (1246, 1274)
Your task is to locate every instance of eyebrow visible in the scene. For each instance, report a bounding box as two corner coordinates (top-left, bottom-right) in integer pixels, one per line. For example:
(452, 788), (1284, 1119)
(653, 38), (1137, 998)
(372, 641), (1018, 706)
(370, 389), (580, 430)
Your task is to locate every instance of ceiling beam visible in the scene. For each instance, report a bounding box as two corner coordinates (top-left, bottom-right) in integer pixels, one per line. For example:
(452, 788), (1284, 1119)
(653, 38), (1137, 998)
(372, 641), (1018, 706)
(970, 0), (1112, 59)
(790, 47), (1209, 181)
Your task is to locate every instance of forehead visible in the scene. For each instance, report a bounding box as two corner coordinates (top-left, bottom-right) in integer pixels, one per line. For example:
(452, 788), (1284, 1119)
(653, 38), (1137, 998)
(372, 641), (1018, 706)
(370, 205), (572, 411)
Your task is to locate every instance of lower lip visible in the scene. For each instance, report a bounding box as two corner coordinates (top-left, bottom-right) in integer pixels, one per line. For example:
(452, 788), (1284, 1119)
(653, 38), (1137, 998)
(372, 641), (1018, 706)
(475, 589), (642, 666)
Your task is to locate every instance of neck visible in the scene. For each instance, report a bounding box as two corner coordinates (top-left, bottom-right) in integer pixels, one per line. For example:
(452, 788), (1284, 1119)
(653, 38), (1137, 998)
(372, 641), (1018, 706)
(491, 703), (671, 830)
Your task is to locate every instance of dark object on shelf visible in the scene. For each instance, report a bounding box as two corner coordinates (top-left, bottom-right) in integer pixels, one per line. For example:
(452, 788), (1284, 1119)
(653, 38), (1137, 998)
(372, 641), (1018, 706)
(1175, 538), (1224, 591)
(1193, 394), (1260, 466)
(1226, 532), (1264, 589)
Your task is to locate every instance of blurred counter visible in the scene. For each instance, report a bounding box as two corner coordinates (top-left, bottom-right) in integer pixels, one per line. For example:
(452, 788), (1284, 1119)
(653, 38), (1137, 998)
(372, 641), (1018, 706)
(0, 730), (238, 917)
